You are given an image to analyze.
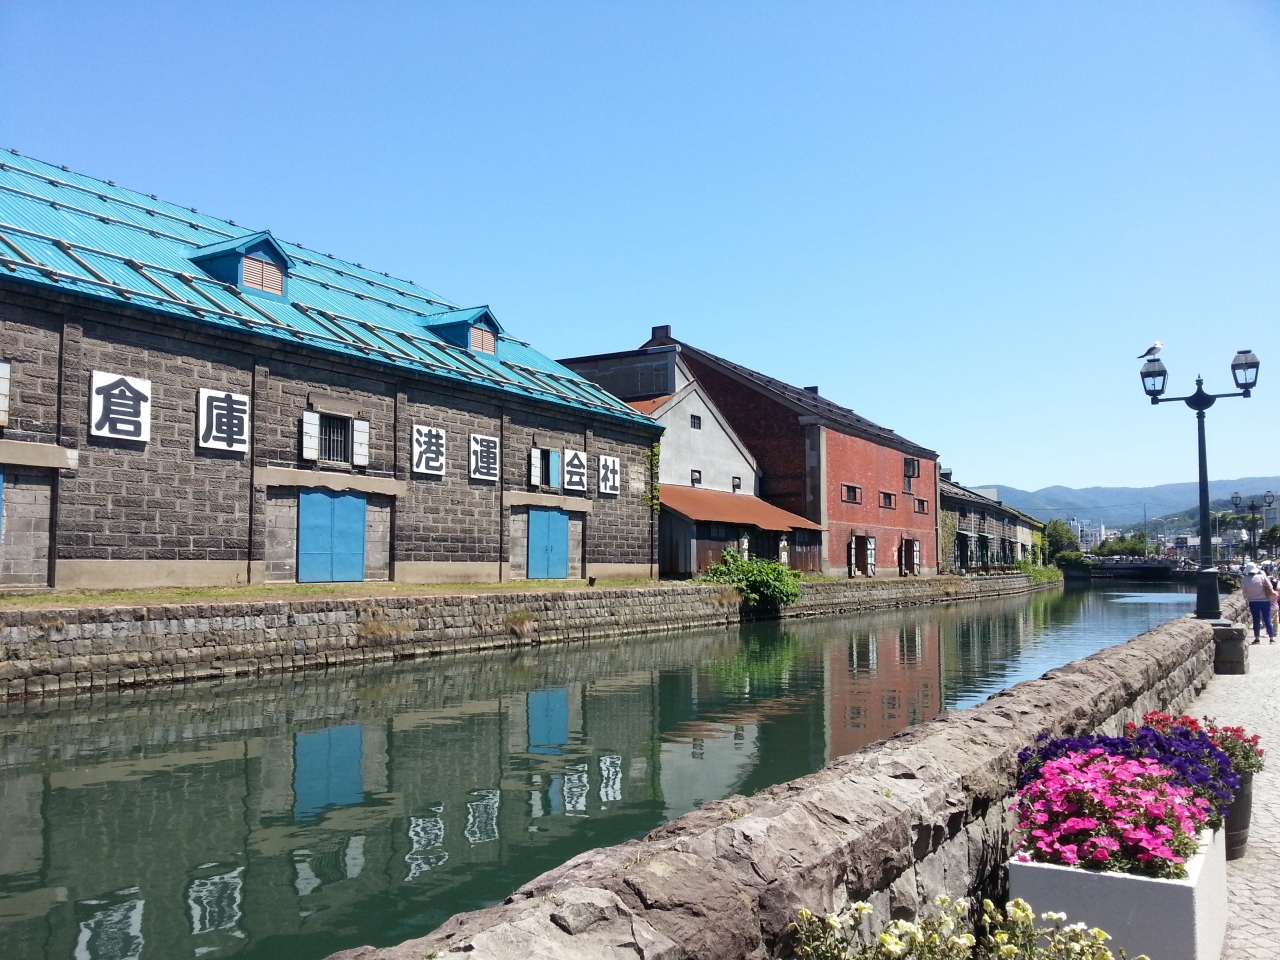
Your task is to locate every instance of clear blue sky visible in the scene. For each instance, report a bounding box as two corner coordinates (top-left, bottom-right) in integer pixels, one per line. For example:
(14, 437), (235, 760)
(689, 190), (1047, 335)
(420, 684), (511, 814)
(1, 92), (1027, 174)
(3, 2), (1279, 491)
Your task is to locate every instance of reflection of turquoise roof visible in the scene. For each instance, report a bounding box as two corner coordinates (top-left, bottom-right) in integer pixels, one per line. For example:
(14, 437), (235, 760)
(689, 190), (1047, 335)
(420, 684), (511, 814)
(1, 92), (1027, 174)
(0, 151), (656, 429)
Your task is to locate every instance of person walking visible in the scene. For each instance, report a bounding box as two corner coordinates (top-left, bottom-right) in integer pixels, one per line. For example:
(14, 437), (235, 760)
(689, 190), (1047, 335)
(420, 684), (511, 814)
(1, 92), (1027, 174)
(1240, 561), (1277, 643)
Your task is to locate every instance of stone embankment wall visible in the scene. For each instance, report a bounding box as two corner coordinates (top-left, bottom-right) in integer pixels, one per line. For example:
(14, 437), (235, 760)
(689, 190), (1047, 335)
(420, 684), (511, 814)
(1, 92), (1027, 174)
(0, 574), (1045, 701)
(325, 594), (1245, 960)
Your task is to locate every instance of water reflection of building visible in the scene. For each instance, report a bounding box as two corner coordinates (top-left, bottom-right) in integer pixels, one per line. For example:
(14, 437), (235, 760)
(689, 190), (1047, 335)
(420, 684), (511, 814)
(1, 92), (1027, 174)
(0, 593), (1091, 960)
(824, 619), (943, 760)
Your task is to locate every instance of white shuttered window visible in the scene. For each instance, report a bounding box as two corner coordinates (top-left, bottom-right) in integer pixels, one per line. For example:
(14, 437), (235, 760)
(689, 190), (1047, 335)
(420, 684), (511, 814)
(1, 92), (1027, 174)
(352, 419), (370, 466)
(301, 410), (320, 461)
(0, 360), (10, 427)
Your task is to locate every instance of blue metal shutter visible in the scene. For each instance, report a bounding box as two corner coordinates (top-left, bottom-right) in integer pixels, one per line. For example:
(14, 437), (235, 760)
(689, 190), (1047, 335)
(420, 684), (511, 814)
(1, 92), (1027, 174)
(528, 506), (549, 578)
(298, 489), (333, 582)
(298, 489), (367, 582)
(547, 508), (569, 578)
(331, 493), (367, 581)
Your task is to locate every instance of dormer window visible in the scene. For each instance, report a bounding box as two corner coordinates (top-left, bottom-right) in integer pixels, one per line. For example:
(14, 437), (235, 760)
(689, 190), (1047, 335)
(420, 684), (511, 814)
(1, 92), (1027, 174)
(243, 255), (284, 296)
(425, 306), (504, 356)
(189, 231), (294, 301)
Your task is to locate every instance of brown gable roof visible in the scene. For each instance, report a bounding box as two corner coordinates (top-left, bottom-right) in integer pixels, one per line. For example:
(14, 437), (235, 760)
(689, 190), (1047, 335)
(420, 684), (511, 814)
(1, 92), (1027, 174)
(645, 332), (937, 459)
(659, 484), (823, 532)
(627, 395), (674, 415)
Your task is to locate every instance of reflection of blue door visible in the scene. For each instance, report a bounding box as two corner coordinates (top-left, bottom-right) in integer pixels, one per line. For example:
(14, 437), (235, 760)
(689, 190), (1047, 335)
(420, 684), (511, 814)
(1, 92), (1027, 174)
(293, 725), (364, 822)
(527, 507), (569, 579)
(298, 489), (366, 582)
(528, 686), (570, 754)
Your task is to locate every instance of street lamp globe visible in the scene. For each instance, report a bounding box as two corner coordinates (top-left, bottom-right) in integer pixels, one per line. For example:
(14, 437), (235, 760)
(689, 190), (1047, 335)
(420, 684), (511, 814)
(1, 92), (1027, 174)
(1140, 359), (1168, 400)
(1232, 350), (1261, 393)
(1232, 492), (1242, 510)
(1267, 491), (1276, 508)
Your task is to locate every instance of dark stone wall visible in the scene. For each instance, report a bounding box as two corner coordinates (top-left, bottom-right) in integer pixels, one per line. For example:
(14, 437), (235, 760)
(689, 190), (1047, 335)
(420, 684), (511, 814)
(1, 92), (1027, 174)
(0, 279), (660, 582)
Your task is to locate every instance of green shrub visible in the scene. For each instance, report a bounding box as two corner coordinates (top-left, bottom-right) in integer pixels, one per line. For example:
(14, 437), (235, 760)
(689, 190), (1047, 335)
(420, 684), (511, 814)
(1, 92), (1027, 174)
(1014, 560), (1063, 585)
(1053, 551), (1091, 572)
(700, 548), (801, 609)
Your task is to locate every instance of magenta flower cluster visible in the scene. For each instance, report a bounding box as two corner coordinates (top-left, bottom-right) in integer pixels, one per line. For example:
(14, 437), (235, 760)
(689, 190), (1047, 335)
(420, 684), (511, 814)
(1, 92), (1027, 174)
(1015, 747), (1210, 878)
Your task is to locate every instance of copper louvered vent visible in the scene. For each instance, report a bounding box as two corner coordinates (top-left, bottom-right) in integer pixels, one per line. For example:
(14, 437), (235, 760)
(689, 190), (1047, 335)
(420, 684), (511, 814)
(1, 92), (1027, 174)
(243, 255), (285, 295)
(469, 326), (496, 354)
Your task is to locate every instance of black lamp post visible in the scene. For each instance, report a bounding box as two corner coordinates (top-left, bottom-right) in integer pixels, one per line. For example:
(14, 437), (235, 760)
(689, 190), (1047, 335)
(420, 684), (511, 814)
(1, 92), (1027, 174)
(1141, 349), (1260, 618)
(1230, 490), (1274, 562)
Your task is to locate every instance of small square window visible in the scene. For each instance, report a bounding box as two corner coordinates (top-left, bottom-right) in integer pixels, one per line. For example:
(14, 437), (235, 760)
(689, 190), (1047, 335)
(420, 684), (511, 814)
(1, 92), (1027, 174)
(879, 491), (897, 509)
(243, 256), (284, 296)
(319, 414), (350, 463)
(469, 326), (496, 354)
(914, 498), (928, 514)
(690, 414), (702, 429)
(732, 476), (742, 492)
(841, 484), (862, 504)
(690, 469), (702, 486)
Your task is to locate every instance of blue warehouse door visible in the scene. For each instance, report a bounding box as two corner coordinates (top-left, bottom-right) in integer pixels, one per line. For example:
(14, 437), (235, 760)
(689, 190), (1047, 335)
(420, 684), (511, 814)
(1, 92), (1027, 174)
(298, 489), (367, 582)
(527, 507), (570, 579)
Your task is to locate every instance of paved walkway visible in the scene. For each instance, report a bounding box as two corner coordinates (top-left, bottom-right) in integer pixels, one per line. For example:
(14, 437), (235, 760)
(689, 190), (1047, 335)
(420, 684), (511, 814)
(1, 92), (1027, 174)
(1193, 635), (1280, 958)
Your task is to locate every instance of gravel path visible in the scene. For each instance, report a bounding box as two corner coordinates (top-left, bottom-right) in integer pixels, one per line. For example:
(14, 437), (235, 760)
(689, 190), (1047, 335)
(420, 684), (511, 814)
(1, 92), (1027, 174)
(1193, 635), (1280, 959)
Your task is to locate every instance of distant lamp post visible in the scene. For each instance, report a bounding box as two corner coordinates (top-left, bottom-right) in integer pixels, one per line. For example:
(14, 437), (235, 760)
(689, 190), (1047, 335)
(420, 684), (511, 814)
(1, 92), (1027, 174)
(1231, 490), (1267, 562)
(1141, 349), (1261, 618)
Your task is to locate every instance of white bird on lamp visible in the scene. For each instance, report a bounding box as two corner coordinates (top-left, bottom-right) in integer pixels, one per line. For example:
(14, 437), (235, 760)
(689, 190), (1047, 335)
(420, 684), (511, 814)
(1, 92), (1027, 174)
(1137, 341), (1163, 360)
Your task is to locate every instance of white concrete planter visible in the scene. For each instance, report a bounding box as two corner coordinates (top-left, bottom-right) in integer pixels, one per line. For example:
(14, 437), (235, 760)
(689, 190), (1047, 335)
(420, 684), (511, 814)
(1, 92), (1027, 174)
(1008, 829), (1226, 960)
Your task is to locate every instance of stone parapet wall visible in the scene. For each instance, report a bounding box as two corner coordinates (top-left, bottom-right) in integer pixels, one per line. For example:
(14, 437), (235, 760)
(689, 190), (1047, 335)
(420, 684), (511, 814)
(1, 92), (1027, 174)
(0, 574), (1044, 701)
(323, 593), (1244, 960)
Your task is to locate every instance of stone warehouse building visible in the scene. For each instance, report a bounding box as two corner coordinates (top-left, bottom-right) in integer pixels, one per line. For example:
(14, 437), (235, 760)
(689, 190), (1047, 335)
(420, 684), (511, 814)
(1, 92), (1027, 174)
(566, 328), (940, 577)
(0, 152), (661, 589)
(938, 475), (1043, 572)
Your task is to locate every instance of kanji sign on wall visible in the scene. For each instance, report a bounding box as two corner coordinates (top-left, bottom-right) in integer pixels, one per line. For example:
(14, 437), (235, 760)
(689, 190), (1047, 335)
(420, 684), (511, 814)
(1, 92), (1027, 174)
(469, 434), (500, 481)
(413, 425), (447, 476)
(197, 388), (251, 452)
(598, 455), (621, 496)
(90, 371), (151, 442)
(563, 449), (588, 492)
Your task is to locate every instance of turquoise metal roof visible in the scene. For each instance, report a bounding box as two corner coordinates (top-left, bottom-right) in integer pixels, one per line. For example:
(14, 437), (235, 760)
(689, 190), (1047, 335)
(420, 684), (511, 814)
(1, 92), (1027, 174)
(0, 150), (658, 430)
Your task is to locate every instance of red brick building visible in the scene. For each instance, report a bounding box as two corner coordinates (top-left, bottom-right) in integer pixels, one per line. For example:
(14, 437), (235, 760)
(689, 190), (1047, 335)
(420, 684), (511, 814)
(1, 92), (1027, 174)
(640, 327), (939, 576)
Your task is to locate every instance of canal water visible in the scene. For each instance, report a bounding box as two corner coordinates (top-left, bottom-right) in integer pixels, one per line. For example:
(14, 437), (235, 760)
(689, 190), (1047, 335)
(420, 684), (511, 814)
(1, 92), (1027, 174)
(0, 583), (1195, 960)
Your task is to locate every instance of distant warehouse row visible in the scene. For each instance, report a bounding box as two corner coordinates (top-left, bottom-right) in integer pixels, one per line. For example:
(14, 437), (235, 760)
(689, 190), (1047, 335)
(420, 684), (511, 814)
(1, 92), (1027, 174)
(0, 151), (1038, 589)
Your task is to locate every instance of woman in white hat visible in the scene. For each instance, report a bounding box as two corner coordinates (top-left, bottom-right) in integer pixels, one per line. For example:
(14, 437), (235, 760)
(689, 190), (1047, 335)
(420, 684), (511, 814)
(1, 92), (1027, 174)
(1241, 561), (1277, 643)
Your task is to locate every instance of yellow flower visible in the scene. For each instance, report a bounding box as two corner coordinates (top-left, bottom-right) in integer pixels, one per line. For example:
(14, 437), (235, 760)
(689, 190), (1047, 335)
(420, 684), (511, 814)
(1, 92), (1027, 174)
(999, 946), (1017, 959)
(798, 908), (812, 921)
(936, 895), (952, 908)
(1041, 911), (1067, 923)
(983, 899), (996, 913)
(1008, 898), (1035, 925)
(854, 902), (874, 917)
(1089, 928), (1111, 941)
(826, 915), (841, 931)
(878, 933), (906, 957)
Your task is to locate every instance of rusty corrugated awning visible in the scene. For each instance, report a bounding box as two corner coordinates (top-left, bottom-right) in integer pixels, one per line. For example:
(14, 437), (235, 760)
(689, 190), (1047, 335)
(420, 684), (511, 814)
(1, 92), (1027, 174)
(659, 484), (824, 532)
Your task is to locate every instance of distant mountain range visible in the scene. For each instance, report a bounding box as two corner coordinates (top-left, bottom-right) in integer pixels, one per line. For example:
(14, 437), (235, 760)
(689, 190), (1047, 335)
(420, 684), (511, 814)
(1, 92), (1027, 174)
(971, 477), (1280, 526)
